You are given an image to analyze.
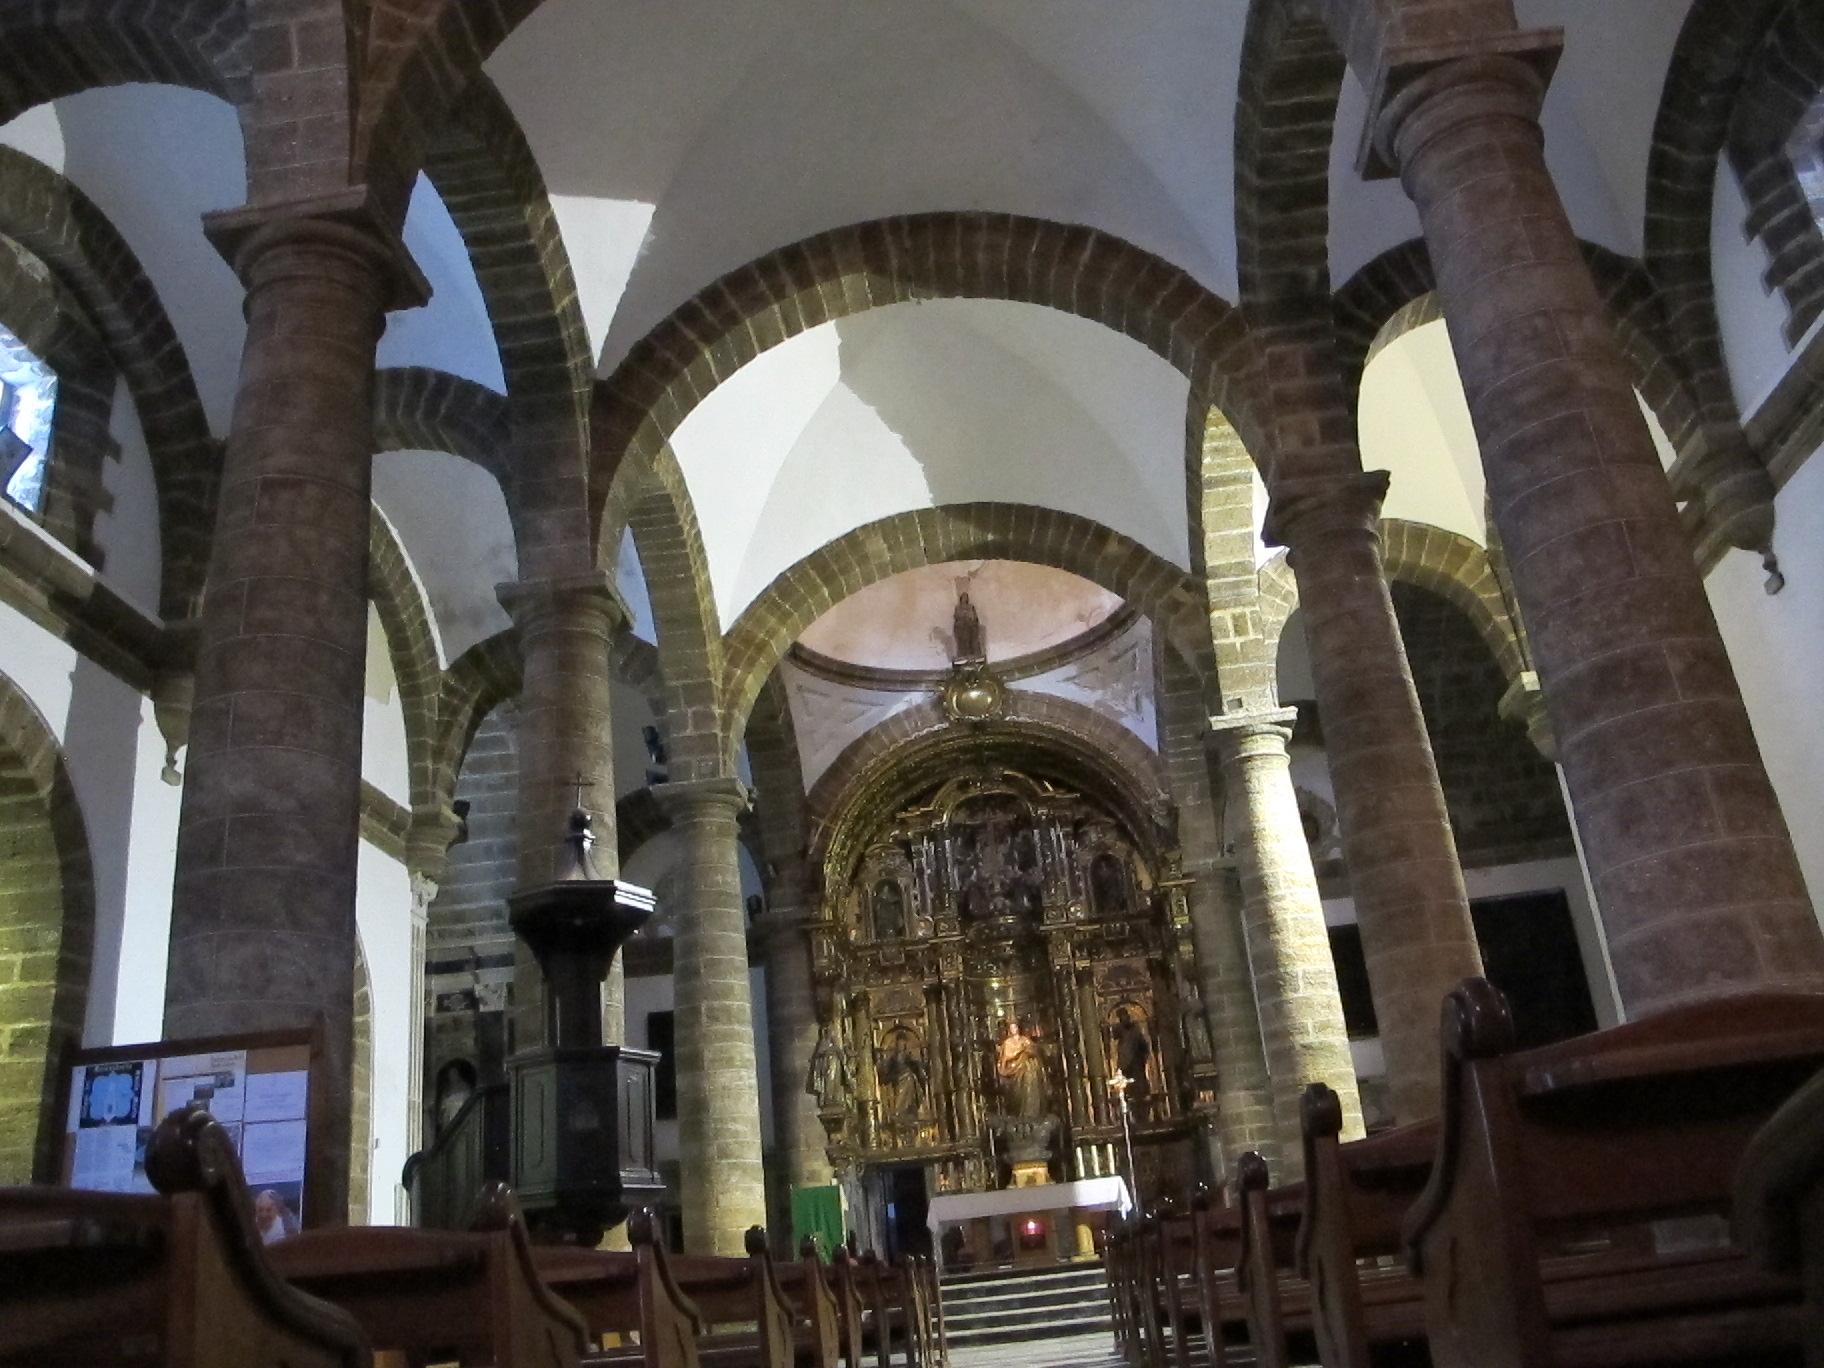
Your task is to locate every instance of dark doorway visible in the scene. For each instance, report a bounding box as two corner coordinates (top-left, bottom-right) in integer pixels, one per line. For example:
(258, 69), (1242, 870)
(1326, 888), (1598, 1049)
(881, 1165), (931, 1261)
(1471, 890), (1598, 1049)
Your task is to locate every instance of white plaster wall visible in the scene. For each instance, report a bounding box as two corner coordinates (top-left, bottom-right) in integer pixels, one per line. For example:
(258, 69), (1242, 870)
(1706, 449), (1824, 926)
(362, 608), (412, 807)
(1713, 159), (1800, 415)
(0, 586), (176, 1046)
(96, 376), (163, 620)
(355, 840), (414, 1224)
(378, 176), (506, 393)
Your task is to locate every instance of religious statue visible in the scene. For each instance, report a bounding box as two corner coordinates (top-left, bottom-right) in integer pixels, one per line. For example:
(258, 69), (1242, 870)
(1091, 852), (1128, 915)
(1111, 1008), (1153, 1115)
(871, 879), (906, 940)
(807, 1020), (853, 1110)
(994, 1018), (1049, 1118)
(952, 591), (986, 662)
(1179, 979), (1215, 1064)
(877, 1028), (928, 1123)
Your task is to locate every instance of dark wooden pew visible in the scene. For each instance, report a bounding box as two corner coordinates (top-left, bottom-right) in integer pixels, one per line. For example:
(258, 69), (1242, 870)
(1736, 1064), (1824, 1367)
(267, 1181), (590, 1368)
(772, 1241), (845, 1368)
(1233, 1154), (1317, 1368)
(1295, 1083), (1433, 1368)
(1403, 976), (1821, 1368)
(1188, 1188), (1245, 1368)
(0, 1105), (368, 1368)
(1147, 1196), (1202, 1368)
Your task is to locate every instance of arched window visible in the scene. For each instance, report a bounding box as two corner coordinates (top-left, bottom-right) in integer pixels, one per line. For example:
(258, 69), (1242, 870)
(0, 323), (57, 514)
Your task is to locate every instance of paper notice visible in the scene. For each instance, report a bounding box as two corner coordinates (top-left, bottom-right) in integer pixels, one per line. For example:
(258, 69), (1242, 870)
(244, 1070), (309, 1123)
(71, 1124), (138, 1192)
(242, 1119), (308, 1186)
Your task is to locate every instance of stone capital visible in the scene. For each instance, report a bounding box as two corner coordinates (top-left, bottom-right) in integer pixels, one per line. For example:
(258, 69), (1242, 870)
(652, 776), (752, 821)
(406, 801), (465, 883)
(1497, 670), (1557, 763)
(1205, 706), (1299, 763)
(497, 569), (628, 635)
(1262, 471), (1389, 552)
(203, 186), (430, 311)
(1353, 31), (1563, 179)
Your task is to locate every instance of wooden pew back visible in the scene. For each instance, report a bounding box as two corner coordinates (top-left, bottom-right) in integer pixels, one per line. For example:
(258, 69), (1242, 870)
(1404, 978), (1824, 1368)
(1295, 1084), (1433, 1368)
(270, 1182), (589, 1368)
(0, 1107), (368, 1368)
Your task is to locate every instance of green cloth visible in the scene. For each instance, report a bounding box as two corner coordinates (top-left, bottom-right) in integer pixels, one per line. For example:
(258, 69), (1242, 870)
(791, 1184), (844, 1260)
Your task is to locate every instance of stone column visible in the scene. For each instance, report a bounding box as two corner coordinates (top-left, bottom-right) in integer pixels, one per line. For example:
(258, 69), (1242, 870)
(759, 901), (832, 1236)
(1374, 45), (1824, 1006)
(1268, 476), (1483, 1121)
(653, 777), (767, 1254)
(498, 572), (626, 1051)
(1183, 858), (1277, 1174)
(165, 194), (425, 1227)
(405, 872), (436, 1168)
(1207, 710), (1363, 1158)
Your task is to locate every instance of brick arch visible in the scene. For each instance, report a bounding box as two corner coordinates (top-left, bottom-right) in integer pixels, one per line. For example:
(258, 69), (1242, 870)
(367, 505), (441, 821)
(371, 365), (530, 567)
(425, 625), (670, 819)
(421, 76), (594, 579)
(429, 633), (522, 818)
(1727, 0), (1824, 346)
(743, 671), (809, 880)
(803, 693), (1171, 870)
(1645, 0), (1787, 453)
(0, 2), (249, 127)
(353, 0), (545, 215)
(591, 214), (1267, 548)
(0, 667), (95, 1183)
(1332, 238), (1703, 457)
(1256, 519), (1528, 690)
(348, 938), (372, 1225)
(0, 147), (220, 621)
(719, 503), (1215, 764)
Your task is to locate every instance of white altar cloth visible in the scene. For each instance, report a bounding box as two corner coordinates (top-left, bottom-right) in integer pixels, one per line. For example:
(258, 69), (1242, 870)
(925, 1175), (1132, 1243)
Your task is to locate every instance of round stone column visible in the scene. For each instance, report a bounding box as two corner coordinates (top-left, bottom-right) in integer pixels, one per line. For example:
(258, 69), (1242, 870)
(1268, 474), (1483, 1121)
(166, 196), (426, 1227)
(758, 894), (833, 1238)
(498, 571), (626, 1051)
(1379, 52), (1824, 1007)
(1183, 857), (1278, 1174)
(1207, 710), (1364, 1158)
(653, 777), (767, 1254)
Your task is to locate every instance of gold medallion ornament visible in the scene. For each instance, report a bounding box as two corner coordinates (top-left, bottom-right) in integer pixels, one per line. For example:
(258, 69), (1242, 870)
(940, 662), (1007, 724)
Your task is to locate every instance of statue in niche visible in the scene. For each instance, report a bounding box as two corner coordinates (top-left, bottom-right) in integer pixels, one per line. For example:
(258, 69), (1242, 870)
(1091, 852), (1128, 915)
(871, 879), (907, 940)
(1110, 1006), (1154, 1117)
(807, 1020), (854, 1111)
(1179, 979), (1215, 1065)
(952, 591), (986, 663)
(877, 1027), (928, 1122)
(994, 1018), (1050, 1119)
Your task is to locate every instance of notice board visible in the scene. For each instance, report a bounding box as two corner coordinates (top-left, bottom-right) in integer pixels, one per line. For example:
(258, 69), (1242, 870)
(59, 1025), (324, 1239)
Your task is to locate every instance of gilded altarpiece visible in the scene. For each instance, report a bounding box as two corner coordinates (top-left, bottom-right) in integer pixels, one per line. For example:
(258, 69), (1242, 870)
(806, 759), (1213, 1208)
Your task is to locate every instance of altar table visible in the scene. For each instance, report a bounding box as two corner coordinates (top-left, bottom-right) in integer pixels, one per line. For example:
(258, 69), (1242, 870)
(925, 1175), (1132, 1252)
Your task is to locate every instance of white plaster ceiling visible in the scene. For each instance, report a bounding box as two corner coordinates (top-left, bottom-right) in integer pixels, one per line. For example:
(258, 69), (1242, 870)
(675, 298), (1192, 627)
(0, 3), (1711, 669)
(797, 561), (1123, 671)
(487, 0), (1242, 369)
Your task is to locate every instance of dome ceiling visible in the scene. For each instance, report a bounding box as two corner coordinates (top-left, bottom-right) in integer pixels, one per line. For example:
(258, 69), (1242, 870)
(796, 560), (1123, 673)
